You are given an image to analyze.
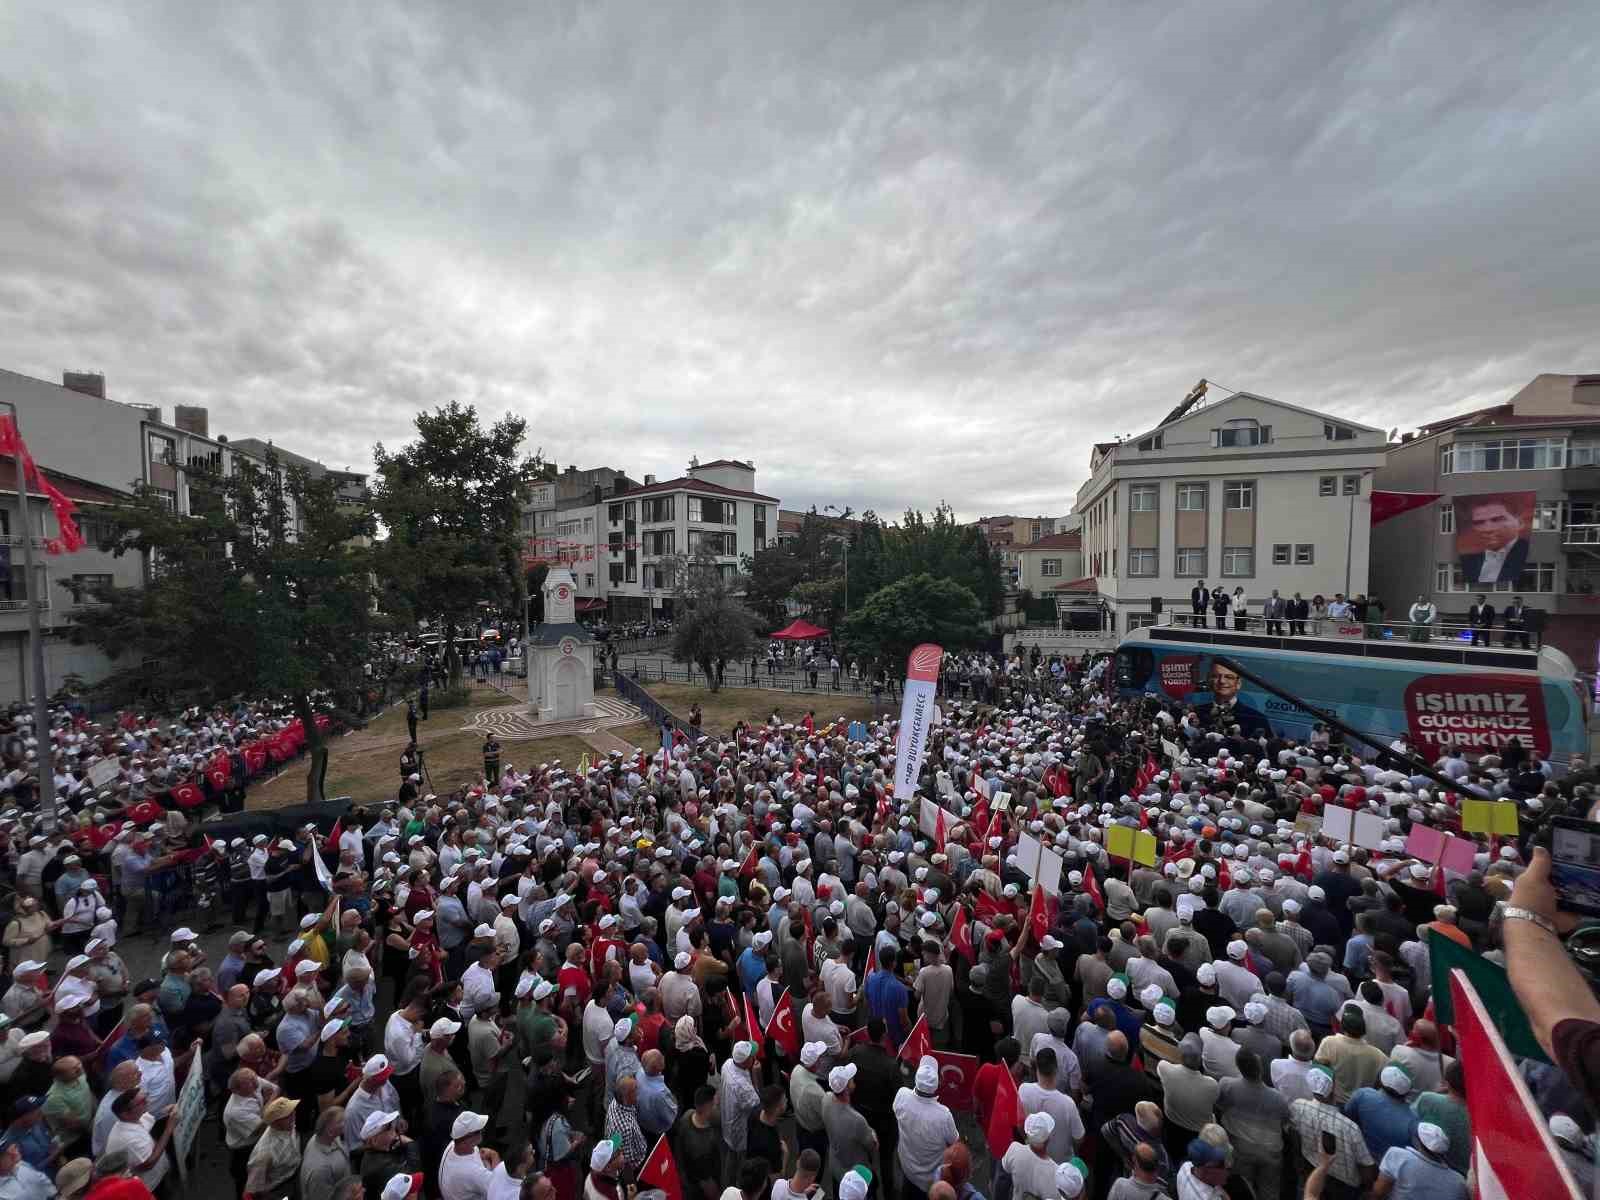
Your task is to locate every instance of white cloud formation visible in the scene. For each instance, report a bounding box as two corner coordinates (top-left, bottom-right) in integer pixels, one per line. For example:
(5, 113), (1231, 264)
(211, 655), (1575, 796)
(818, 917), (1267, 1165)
(2, 1), (1597, 519)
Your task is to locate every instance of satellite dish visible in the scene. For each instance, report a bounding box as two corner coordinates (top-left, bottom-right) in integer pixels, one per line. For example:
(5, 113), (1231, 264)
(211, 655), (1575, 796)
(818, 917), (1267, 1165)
(1387, 427), (1399, 441)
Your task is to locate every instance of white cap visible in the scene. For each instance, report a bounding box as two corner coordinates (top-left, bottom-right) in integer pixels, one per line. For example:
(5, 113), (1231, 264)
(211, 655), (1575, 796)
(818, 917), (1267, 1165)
(1025, 1111), (1056, 1145)
(171, 927), (197, 942)
(589, 1139), (617, 1172)
(839, 1168), (871, 1200)
(1206, 1005), (1236, 1029)
(450, 1111), (488, 1140)
(731, 1040), (757, 1064)
(1106, 976), (1127, 1000)
(915, 1055), (939, 1093)
(1055, 1161), (1086, 1198)
(1416, 1122), (1449, 1155)
(1153, 1001), (1176, 1026)
(361, 1110), (400, 1140)
(828, 1063), (857, 1094)
(1196, 963), (1217, 986)
(1243, 1002), (1267, 1025)
(320, 1019), (347, 1042)
(1380, 1064), (1413, 1094)
(362, 1054), (391, 1078)
(429, 1018), (461, 1040)
(674, 952), (692, 971)
(1227, 940), (1248, 961)
(800, 1041), (825, 1067)
(1308, 1067), (1335, 1098)
(1550, 1114), (1584, 1146)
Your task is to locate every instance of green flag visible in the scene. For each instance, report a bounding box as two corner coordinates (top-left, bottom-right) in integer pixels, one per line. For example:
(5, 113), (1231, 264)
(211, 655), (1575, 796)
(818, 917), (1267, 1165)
(1427, 928), (1549, 1064)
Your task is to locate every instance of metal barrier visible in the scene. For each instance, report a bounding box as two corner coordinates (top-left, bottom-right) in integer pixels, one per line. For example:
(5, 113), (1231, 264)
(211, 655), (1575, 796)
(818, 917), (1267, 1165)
(1167, 611), (1539, 649)
(612, 670), (689, 737)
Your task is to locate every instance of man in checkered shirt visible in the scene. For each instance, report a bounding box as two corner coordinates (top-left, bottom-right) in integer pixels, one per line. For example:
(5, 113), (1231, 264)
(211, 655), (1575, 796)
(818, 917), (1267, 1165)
(1288, 1065), (1375, 1198)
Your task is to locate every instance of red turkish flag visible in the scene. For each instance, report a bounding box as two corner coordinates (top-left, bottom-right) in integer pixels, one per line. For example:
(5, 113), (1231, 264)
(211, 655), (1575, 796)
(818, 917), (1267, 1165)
(764, 989), (800, 1058)
(1370, 490), (1442, 525)
(973, 890), (1005, 922)
(898, 1012), (931, 1064)
(1216, 857), (1232, 892)
(1026, 877), (1050, 942)
(744, 994), (763, 1055)
(863, 942), (877, 981)
(931, 1049), (980, 1110)
(637, 1135), (683, 1200)
(947, 906), (974, 964)
(971, 799), (990, 842)
(1082, 864), (1105, 915)
(738, 843), (760, 881)
(170, 782), (204, 810)
(984, 1058), (1022, 1161)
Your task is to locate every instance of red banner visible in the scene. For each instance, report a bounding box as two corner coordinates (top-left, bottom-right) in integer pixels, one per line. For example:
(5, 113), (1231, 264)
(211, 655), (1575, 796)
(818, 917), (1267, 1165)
(1370, 490), (1442, 526)
(637, 1135), (683, 1200)
(948, 906), (974, 964)
(1449, 969), (1581, 1198)
(1404, 673), (1551, 761)
(931, 1049), (979, 1110)
(984, 1058), (1022, 1161)
(898, 1012), (931, 1064)
(0, 417), (84, 555)
(764, 988), (800, 1058)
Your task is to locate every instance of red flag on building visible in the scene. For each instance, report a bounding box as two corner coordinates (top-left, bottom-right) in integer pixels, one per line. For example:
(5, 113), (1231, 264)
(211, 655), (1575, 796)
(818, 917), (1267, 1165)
(947, 905), (974, 963)
(1370, 490), (1442, 525)
(984, 1059), (1022, 1161)
(1082, 864), (1105, 914)
(898, 1012), (932, 1064)
(638, 1135), (683, 1200)
(931, 1049), (980, 1110)
(764, 988), (800, 1058)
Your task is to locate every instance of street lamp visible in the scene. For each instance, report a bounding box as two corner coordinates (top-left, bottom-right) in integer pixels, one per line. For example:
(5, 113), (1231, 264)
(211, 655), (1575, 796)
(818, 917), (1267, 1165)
(0, 401), (56, 829)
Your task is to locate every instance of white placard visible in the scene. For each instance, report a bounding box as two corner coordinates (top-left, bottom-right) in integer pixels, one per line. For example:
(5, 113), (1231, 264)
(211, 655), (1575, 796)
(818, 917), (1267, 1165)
(1161, 738), (1183, 762)
(994, 792), (1012, 813)
(936, 770), (954, 797)
(1038, 848), (1064, 896)
(1352, 810), (1387, 851)
(87, 757), (121, 790)
(920, 797), (941, 839)
(1321, 806), (1355, 846)
(1016, 832), (1044, 880)
(973, 776), (991, 801)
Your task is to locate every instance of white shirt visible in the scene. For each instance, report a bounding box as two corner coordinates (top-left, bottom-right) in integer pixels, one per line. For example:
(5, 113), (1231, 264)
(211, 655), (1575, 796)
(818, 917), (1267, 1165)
(107, 1113), (167, 1190)
(1001, 1143), (1061, 1200)
(439, 1144), (494, 1200)
(384, 1011), (425, 1075)
(485, 1163), (522, 1200)
(891, 1088), (958, 1190)
(1476, 546), (1510, 582)
(461, 963), (499, 1019)
(1018, 1082), (1085, 1162)
(582, 1000), (615, 1066)
(1270, 1057), (1316, 1103)
(136, 1049), (178, 1112)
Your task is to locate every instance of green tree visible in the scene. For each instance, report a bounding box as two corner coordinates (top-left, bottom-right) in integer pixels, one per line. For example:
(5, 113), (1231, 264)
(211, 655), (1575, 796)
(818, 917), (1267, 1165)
(862, 502), (1005, 617)
(71, 452), (380, 802)
(839, 572), (986, 670)
(667, 547), (758, 691)
(371, 403), (543, 682)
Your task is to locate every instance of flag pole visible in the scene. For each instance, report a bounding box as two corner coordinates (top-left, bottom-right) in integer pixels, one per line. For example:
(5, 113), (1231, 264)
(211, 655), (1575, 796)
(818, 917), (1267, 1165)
(2, 403), (56, 831)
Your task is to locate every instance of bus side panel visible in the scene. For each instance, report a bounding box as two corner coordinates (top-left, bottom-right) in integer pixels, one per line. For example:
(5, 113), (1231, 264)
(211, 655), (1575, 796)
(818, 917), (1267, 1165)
(1118, 644), (1580, 764)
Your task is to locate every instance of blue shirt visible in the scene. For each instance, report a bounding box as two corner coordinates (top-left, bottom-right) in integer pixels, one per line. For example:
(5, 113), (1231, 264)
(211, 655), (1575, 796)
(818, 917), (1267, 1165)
(737, 946), (766, 998)
(0, 1121), (52, 1173)
(635, 1071), (679, 1139)
(1345, 1088), (1419, 1162)
(1377, 1146), (1467, 1200)
(864, 969), (911, 1046)
(105, 1016), (172, 1069)
(1285, 972), (1343, 1030)
(1087, 997), (1143, 1049)
(1343, 935), (1373, 978)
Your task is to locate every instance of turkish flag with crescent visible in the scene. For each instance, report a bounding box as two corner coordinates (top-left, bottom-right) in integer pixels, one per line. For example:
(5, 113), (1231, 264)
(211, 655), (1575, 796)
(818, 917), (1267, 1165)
(931, 1049), (980, 1110)
(638, 1135), (683, 1200)
(1370, 490), (1442, 525)
(1027, 877), (1051, 942)
(764, 989), (800, 1057)
(974, 890), (1005, 922)
(947, 905), (974, 963)
(898, 1012), (932, 1064)
(984, 1058), (1022, 1160)
(1082, 864), (1105, 914)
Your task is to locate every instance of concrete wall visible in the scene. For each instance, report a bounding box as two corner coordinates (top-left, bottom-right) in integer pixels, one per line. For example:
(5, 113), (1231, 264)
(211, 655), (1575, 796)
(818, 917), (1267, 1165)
(0, 369), (147, 491)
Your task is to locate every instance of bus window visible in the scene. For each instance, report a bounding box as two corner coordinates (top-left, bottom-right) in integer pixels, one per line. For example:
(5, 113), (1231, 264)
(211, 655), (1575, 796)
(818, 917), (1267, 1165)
(1116, 648), (1155, 690)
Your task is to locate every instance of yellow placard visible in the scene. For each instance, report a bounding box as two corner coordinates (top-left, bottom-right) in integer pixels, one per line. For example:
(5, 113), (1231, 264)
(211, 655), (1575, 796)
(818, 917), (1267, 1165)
(1133, 830), (1159, 867)
(1461, 800), (1519, 836)
(1105, 825), (1136, 860)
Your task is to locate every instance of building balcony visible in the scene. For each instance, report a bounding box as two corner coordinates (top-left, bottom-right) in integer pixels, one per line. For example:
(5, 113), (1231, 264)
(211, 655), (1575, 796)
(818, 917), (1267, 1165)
(1563, 524), (1600, 547)
(1563, 465), (1600, 492)
(0, 599), (49, 614)
(0, 536), (50, 551)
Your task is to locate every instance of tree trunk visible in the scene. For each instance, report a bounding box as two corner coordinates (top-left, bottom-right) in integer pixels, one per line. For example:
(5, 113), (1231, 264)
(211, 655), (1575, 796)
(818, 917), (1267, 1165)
(294, 690), (328, 804)
(699, 657), (719, 692)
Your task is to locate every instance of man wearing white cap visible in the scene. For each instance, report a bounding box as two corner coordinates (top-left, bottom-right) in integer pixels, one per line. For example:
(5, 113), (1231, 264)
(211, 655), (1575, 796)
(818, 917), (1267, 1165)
(1002, 1110), (1062, 1200)
(892, 1055), (957, 1200)
(1373, 1122), (1467, 1200)
(439, 1111), (497, 1200)
(1344, 1064), (1420, 1163)
(822, 1063), (876, 1196)
(719, 1041), (762, 1183)
(1288, 1066), (1375, 1196)
(789, 1042), (830, 1166)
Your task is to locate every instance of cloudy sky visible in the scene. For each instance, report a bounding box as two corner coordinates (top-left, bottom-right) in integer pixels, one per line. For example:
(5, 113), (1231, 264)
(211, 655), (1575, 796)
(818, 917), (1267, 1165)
(3, 3), (1598, 520)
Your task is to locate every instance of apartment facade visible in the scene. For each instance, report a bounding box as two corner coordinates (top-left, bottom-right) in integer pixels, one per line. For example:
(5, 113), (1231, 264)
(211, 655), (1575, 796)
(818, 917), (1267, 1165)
(1073, 391), (1388, 634)
(1370, 373), (1600, 669)
(1013, 531), (1084, 594)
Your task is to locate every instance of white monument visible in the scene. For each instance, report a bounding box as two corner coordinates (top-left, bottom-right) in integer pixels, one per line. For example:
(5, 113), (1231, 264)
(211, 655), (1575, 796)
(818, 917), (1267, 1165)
(527, 566), (596, 721)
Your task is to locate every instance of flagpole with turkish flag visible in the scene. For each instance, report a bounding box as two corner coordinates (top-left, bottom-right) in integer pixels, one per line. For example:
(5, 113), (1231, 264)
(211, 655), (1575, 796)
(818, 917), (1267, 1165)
(763, 988), (800, 1058)
(637, 1135), (684, 1200)
(984, 1057), (1023, 1161)
(947, 904), (975, 963)
(897, 1012), (932, 1063)
(1370, 490), (1442, 525)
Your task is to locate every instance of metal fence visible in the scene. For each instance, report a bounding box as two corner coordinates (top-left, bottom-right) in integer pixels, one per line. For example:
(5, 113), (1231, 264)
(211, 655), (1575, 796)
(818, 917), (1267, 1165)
(618, 657), (889, 697)
(612, 670), (689, 737)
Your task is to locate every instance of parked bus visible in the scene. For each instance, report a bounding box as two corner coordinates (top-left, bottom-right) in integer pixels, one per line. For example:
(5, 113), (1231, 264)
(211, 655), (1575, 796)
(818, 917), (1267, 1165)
(1113, 623), (1590, 768)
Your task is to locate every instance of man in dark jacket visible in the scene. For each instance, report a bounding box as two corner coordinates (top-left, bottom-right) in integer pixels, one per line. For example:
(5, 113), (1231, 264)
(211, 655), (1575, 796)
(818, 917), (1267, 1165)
(1468, 595), (1495, 646)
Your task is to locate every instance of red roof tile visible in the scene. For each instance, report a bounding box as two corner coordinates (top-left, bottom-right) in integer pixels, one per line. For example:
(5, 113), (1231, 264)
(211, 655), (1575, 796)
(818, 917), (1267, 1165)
(1017, 532), (1082, 551)
(1047, 576), (1099, 593)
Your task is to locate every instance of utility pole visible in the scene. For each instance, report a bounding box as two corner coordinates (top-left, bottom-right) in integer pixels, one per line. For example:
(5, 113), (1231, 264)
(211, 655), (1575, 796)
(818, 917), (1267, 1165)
(2, 402), (56, 830)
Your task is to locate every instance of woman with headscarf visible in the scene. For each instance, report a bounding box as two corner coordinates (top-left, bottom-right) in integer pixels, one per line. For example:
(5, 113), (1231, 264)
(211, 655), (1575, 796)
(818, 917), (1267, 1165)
(668, 1016), (712, 1111)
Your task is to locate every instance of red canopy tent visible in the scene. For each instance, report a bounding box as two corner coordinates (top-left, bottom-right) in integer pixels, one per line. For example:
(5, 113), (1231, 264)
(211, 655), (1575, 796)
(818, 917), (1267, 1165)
(770, 618), (829, 640)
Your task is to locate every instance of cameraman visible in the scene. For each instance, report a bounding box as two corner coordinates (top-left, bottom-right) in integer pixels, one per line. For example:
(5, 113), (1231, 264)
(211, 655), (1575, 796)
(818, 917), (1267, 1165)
(1504, 847), (1600, 1108)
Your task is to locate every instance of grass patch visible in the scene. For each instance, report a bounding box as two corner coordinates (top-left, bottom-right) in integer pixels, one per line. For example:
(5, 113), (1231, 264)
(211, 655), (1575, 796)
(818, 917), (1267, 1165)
(640, 682), (880, 737)
(611, 721), (662, 751)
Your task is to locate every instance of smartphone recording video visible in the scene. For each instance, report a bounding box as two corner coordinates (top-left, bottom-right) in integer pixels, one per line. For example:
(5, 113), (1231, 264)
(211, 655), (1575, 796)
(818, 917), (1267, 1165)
(1550, 818), (1600, 917)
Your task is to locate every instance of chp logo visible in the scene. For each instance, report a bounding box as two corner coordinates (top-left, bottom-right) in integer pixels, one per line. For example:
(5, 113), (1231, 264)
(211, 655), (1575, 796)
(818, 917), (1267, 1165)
(1404, 673), (1550, 759)
(1156, 654), (1204, 700)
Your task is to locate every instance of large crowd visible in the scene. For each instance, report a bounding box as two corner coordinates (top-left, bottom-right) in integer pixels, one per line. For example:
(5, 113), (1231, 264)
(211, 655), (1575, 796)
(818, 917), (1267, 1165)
(0, 648), (1593, 1200)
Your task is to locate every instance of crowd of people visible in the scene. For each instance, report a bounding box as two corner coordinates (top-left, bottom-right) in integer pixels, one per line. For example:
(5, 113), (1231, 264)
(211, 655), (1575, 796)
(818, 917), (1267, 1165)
(0, 647), (1593, 1200)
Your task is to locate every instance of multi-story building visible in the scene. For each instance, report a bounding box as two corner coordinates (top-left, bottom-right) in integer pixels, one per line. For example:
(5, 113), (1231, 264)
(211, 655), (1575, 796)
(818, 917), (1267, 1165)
(973, 514), (1074, 582)
(1370, 373), (1600, 668)
(1013, 531), (1084, 595)
(603, 458), (778, 622)
(1073, 390), (1389, 634)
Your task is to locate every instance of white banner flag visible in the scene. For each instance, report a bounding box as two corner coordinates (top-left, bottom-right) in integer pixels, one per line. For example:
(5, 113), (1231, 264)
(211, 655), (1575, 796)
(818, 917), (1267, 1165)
(893, 643), (944, 799)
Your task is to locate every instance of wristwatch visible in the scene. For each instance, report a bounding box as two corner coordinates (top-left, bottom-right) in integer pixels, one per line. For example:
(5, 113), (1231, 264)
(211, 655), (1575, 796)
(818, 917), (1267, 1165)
(1502, 905), (1560, 937)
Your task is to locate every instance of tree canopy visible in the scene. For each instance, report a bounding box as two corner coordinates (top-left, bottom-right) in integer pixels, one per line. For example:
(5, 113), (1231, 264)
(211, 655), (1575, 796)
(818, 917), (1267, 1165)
(838, 572), (987, 670)
(668, 548), (758, 691)
(71, 451), (380, 801)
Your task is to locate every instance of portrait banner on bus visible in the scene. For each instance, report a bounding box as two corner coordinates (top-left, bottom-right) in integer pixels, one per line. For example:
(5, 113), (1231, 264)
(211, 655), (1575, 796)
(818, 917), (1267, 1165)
(1454, 490), (1534, 586)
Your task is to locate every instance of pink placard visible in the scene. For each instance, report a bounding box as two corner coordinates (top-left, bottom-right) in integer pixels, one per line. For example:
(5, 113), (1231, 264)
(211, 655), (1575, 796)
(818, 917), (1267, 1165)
(1405, 825), (1446, 862)
(1440, 836), (1478, 875)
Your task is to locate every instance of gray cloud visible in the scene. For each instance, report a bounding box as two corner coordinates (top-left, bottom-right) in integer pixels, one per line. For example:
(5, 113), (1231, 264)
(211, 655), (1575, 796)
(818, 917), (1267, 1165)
(2, 0), (1598, 519)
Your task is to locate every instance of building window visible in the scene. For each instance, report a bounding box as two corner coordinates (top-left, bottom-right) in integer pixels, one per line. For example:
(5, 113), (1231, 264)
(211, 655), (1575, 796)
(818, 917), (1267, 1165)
(609, 564), (624, 586)
(1175, 548), (1206, 576)
(687, 497), (701, 522)
(1126, 612), (1160, 630)
(1130, 485), (1158, 512)
(584, 573), (594, 588)
(68, 573), (113, 603)
(1223, 482), (1255, 510)
(1324, 422), (1357, 441)
(1294, 544), (1315, 565)
(1176, 483), (1207, 511)
(1533, 502), (1563, 532)
(1441, 437), (1566, 474)
(1221, 547), (1254, 576)
(1570, 442), (1600, 467)
(608, 503), (623, 523)
(641, 496), (674, 523)
(643, 530), (675, 556)
(1435, 561), (1556, 593)
(1215, 419), (1270, 447)
(1342, 475), (1360, 496)
(626, 564), (636, 583)
(1137, 433), (1163, 451)
(1040, 558), (1062, 577)
(1128, 548), (1158, 576)
(1439, 505), (1454, 534)
(1318, 477), (1337, 497)
(1272, 544), (1291, 565)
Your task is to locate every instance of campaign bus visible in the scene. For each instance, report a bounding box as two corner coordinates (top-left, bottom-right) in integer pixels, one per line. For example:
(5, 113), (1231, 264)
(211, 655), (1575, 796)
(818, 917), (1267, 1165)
(1113, 623), (1590, 768)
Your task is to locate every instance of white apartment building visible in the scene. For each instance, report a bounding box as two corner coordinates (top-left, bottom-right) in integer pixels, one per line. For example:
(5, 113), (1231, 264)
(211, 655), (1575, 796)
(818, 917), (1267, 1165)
(604, 459), (778, 622)
(1073, 391), (1389, 633)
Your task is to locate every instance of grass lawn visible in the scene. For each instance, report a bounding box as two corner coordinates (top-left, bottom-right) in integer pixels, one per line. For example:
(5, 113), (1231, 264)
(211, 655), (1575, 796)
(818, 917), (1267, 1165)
(640, 682), (880, 737)
(611, 721), (661, 751)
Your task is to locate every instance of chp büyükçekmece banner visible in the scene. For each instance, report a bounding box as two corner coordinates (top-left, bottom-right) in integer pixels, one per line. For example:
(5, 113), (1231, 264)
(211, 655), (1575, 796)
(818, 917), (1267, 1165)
(893, 643), (944, 798)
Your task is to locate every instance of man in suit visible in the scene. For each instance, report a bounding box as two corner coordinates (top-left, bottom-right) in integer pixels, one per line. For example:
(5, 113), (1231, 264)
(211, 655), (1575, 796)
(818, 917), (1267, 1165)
(1191, 580), (1209, 626)
(1263, 590), (1285, 635)
(1287, 592), (1308, 636)
(1503, 594), (1532, 650)
(1195, 660), (1272, 738)
(1210, 586), (1230, 630)
(1459, 498), (1531, 585)
(1468, 594), (1495, 646)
